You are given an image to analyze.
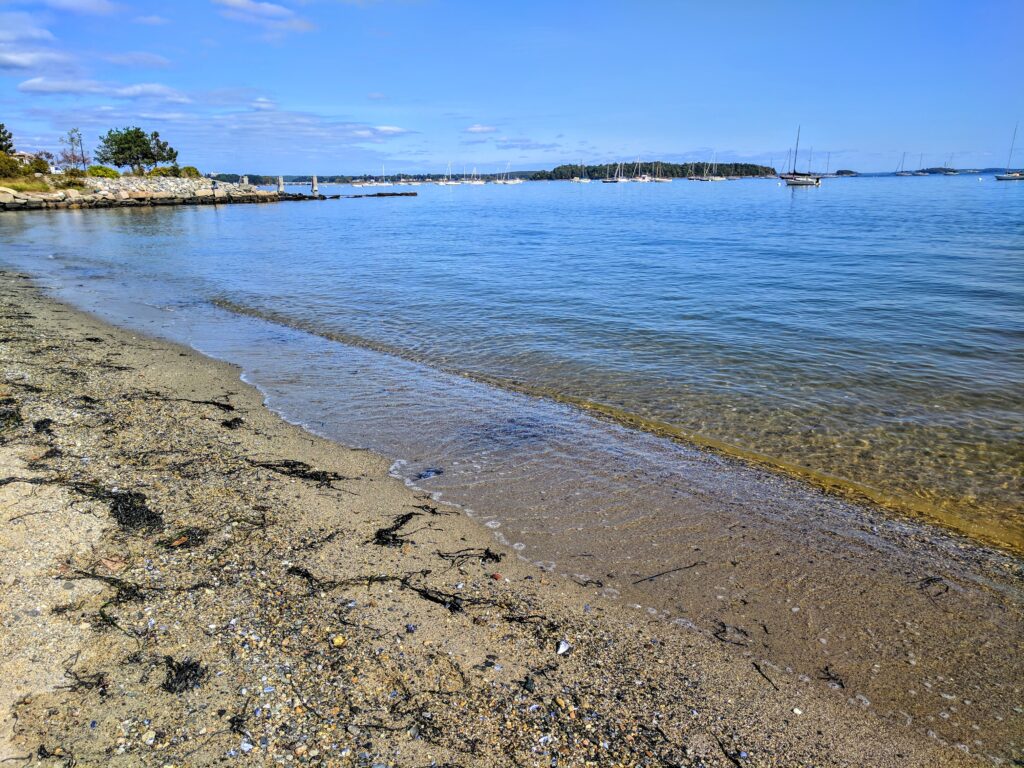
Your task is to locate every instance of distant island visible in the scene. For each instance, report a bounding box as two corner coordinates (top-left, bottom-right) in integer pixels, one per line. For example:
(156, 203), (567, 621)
(210, 161), (778, 185)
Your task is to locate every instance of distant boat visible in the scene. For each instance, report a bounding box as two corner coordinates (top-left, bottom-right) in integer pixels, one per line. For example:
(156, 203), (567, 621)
(995, 123), (1022, 181)
(912, 153), (928, 176)
(602, 162), (628, 183)
(943, 153), (958, 175)
(630, 158), (652, 182)
(437, 163), (460, 185)
(464, 167), (486, 185)
(570, 160), (591, 183)
(781, 127), (821, 186)
(651, 162), (672, 182)
(895, 152), (913, 176)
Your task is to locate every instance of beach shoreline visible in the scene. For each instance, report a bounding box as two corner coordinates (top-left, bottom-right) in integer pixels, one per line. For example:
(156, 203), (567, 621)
(0, 271), (1016, 766)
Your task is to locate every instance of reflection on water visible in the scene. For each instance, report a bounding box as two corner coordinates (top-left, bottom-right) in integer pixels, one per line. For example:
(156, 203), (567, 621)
(1, 175), (1022, 547)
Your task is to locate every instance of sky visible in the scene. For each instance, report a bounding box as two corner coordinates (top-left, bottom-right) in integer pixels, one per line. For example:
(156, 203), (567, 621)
(0, 0), (1021, 174)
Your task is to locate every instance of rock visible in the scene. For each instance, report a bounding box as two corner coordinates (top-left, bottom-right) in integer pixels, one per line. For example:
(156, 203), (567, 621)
(0, 192), (13, 204)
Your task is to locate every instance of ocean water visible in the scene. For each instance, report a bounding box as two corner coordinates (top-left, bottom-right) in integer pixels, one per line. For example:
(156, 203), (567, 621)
(1, 175), (1022, 549)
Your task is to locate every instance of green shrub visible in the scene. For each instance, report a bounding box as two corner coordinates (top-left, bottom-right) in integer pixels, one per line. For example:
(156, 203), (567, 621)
(179, 165), (201, 178)
(27, 156), (50, 174)
(0, 152), (23, 178)
(86, 165), (120, 178)
(63, 167), (85, 179)
(55, 176), (86, 189)
(148, 165), (180, 177)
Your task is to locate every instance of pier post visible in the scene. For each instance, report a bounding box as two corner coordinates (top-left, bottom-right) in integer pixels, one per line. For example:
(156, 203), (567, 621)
(311, 175), (318, 195)
(277, 176), (284, 193)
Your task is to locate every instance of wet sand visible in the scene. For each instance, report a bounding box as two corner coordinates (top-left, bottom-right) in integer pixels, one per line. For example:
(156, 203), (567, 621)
(0, 271), (1018, 766)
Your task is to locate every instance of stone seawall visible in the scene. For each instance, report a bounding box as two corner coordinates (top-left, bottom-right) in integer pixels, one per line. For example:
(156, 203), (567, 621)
(0, 176), (278, 212)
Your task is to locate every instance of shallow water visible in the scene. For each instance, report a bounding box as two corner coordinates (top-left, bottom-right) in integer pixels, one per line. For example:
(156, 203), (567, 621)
(2, 176), (1021, 547)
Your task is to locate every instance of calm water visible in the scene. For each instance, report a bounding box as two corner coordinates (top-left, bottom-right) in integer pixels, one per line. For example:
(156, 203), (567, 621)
(2, 176), (1022, 547)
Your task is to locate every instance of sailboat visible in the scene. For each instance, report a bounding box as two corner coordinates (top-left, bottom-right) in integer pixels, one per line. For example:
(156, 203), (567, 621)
(437, 163), (460, 185)
(601, 162), (628, 183)
(652, 162), (672, 182)
(570, 161), (592, 183)
(995, 123), (1022, 181)
(912, 153), (928, 176)
(895, 152), (913, 177)
(782, 127), (821, 186)
(630, 158), (652, 182)
(943, 154), (958, 176)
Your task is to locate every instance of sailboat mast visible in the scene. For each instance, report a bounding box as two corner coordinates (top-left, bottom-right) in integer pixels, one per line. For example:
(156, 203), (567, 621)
(1007, 122), (1019, 173)
(792, 126), (801, 173)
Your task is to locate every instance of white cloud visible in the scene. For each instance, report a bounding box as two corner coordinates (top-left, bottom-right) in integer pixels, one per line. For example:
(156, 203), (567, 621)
(374, 125), (408, 136)
(0, 12), (55, 42)
(465, 123), (497, 134)
(18, 76), (191, 103)
(0, 47), (71, 70)
(103, 52), (171, 68)
(133, 15), (169, 25)
(250, 96), (276, 110)
(41, 0), (117, 14)
(212, 0), (314, 32)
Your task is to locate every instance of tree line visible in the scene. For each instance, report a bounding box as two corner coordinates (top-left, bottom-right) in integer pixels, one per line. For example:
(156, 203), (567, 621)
(0, 122), (198, 178)
(532, 162), (777, 180)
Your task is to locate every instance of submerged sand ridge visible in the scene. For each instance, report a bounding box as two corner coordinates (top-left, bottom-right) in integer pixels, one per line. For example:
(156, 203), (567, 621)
(0, 271), (1017, 766)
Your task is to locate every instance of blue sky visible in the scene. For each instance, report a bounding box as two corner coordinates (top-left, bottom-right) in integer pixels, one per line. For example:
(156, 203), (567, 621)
(1, 0), (1021, 173)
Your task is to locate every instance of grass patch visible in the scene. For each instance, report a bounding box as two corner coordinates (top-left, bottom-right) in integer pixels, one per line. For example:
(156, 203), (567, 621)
(0, 177), (51, 193)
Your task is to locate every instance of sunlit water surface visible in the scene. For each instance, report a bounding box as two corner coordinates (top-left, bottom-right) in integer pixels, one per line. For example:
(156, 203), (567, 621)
(2, 176), (1022, 547)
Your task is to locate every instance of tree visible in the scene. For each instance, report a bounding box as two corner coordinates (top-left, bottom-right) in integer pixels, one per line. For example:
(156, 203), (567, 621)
(58, 128), (90, 170)
(0, 123), (12, 154)
(94, 127), (178, 174)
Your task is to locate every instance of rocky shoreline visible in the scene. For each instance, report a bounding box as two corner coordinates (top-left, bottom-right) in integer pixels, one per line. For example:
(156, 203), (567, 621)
(0, 272), (984, 767)
(0, 177), (278, 212)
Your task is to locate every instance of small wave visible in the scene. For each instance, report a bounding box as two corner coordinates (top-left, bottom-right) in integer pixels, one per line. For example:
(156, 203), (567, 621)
(212, 295), (1023, 553)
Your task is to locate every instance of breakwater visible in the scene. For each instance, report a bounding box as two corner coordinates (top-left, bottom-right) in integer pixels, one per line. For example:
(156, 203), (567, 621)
(0, 176), (278, 212)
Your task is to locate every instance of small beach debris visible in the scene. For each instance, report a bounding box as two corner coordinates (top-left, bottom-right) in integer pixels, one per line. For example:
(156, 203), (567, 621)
(251, 458), (351, 487)
(556, 639), (572, 656)
(32, 417), (54, 434)
(330, 634), (348, 649)
(220, 416), (244, 429)
(74, 484), (163, 532)
(792, 707), (803, 715)
(0, 399), (22, 431)
(372, 511), (418, 547)
(413, 467), (443, 481)
(436, 547), (504, 569)
(161, 656), (207, 693)
(157, 526), (209, 549)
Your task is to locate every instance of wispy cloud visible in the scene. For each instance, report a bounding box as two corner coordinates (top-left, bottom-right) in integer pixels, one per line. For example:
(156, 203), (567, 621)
(367, 92), (386, 100)
(40, 0), (117, 14)
(495, 136), (560, 151)
(0, 12), (55, 42)
(18, 76), (192, 103)
(464, 123), (497, 134)
(103, 52), (171, 68)
(212, 0), (314, 33)
(132, 14), (169, 25)
(250, 96), (276, 110)
(0, 47), (72, 70)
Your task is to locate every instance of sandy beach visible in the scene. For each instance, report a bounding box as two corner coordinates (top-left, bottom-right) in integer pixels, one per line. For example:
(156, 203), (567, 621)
(0, 269), (1016, 767)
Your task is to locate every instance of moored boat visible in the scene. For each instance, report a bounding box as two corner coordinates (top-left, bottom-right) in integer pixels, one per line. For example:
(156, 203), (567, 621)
(995, 123), (1021, 181)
